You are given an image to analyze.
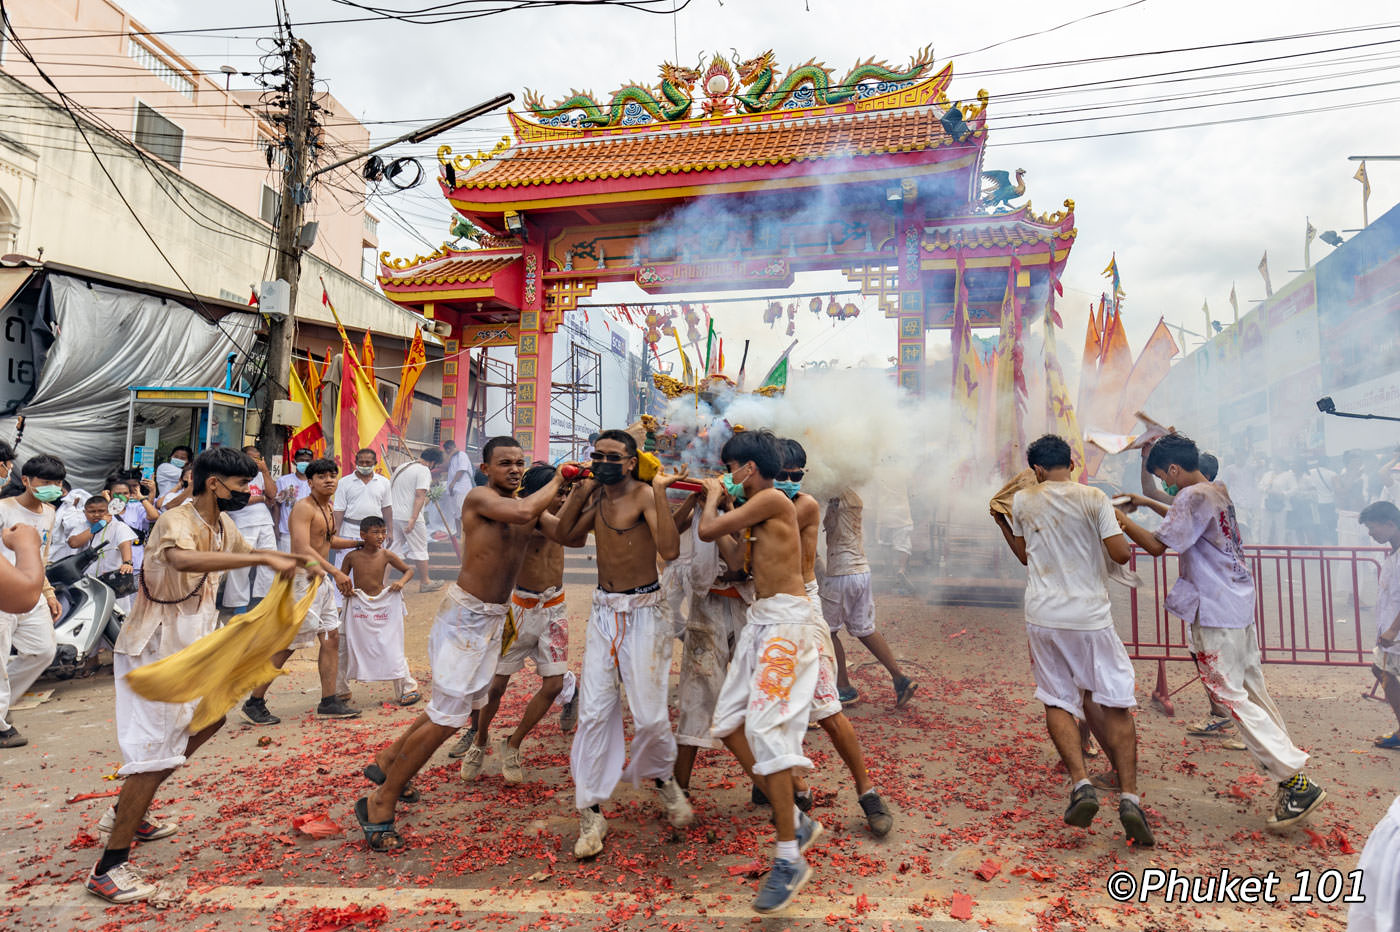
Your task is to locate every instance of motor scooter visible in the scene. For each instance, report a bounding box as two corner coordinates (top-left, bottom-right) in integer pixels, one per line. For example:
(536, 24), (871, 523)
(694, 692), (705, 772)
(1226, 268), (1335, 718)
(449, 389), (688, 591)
(44, 548), (126, 679)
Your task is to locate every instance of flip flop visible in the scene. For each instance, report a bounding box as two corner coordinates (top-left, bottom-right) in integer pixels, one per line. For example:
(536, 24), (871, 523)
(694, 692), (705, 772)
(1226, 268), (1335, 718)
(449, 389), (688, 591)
(1375, 733), (1400, 749)
(364, 763), (420, 803)
(397, 691), (421, 707)
(354, 797), (404, 853)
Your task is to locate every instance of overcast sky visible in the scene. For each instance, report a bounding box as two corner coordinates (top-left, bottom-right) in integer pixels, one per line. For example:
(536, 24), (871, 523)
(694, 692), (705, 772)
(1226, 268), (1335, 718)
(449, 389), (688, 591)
(93, 0), (1400, 371)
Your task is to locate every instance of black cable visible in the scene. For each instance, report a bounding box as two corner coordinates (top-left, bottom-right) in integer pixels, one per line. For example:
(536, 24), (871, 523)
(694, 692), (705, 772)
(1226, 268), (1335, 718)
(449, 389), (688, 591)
(0, 2), (280, 394)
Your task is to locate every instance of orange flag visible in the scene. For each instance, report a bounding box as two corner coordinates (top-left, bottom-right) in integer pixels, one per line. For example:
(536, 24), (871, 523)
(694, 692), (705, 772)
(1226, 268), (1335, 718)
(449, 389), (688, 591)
(390, 326), (426, 434)
(303, 353), (327, 458)
(361, 329), (376, 376)
(1077, 298), (1104, 419)
(1116, 318), (1180, 427)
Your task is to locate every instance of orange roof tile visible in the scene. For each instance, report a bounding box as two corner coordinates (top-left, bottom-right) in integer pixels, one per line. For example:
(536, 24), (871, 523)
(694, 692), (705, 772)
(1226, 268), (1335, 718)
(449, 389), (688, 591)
(379, 254), (519, 288)
(458, 107), (958, 190)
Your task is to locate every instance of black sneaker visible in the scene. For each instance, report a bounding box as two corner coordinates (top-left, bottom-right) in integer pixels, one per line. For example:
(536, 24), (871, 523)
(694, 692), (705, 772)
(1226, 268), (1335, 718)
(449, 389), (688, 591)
(1064, 783), (1099, 828)
(1118, 798), (1155, 847)
(559, 696), (578, 734)
(795, 789), (813, 813)
(859, 790), (894, 837)
(447, 727), (478, 758)
(241, 698), (281, 726)
(751, 785), (770, 807)
(893, 676), (918, 709)
(315, 697), (361, 719)
(0, 726), (27, 748)
(1268, 779), (1327, 831)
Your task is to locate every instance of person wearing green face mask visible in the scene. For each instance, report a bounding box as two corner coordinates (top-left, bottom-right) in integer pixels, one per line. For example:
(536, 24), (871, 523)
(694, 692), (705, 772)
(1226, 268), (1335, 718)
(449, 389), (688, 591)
(155, 446), (193, 499)
(0, 453), (67, 748)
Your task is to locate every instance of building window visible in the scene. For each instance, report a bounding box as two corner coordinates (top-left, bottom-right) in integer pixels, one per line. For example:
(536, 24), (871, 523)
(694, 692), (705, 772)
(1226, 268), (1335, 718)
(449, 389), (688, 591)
(363, 213), (379, 239)
(127, 38), (194, 99)
(377, 382), (395, 413)
(133, 103), (183, 168)
(362, 245), (377, 282)
(260, 184), (281, 225)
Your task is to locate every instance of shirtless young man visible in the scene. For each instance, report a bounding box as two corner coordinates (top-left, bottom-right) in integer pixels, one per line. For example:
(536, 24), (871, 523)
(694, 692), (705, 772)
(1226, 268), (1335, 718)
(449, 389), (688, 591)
(459, 463), (584, 782)
(340, 516), (419, 705)
(356, 437), (569, 851)
(777, 438), (893, 837)
(553, 428), (692, 859)
(701, 429), (831, 914)
(241, 458), (359, 725)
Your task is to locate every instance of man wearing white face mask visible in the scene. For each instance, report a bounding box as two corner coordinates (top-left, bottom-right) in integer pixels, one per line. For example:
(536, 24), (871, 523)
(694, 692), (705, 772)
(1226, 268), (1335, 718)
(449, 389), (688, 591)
(0, 454), (65, 748)
(154, 446), (193, 498)
(332, 449), (392, 571)
(275, 447), (315, 550)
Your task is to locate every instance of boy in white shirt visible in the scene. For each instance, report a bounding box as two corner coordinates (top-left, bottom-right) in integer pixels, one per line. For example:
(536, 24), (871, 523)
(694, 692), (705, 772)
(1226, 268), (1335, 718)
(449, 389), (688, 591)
(1360, 501), (1400, 749)
(1120, 433), (1325, 831)
(992, 435), (1153, 847)
(0, 454), (65, 748)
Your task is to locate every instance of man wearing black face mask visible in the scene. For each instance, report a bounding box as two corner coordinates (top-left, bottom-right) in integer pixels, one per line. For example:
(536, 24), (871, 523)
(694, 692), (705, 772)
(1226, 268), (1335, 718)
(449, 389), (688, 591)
(86, 448), (316, 904)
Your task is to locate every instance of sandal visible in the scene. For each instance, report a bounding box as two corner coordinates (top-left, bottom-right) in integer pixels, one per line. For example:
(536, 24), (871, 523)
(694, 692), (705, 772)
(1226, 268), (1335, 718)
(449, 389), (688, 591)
(397, 691), (421, 707)
(363, 763), (420, 803)
(1375, 732), (1400, 750)
(354, 797), (404, 852)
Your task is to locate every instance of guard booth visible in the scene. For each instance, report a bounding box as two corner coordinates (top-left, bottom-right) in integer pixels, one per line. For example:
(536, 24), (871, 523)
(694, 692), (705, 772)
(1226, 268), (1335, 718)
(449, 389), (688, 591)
(122, 386), (249, 477)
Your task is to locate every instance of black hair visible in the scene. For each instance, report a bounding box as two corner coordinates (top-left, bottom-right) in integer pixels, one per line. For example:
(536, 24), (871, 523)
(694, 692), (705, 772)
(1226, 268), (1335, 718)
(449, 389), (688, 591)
(21, 454), (66, 483)
(442, 439), (457, 451)
(1026, 435), (1073, 471)
(779, 437), (807, 469)
(595, 429), (637, 458)
(0, 440), (12, 461)
(305, 457), (339, 480)
(420, 448), (444, 467)
(482, 435), (522, 465)
(292, 447), (315, 460)
(522, 463), (557, 496)
(171, 445), (193, 459)
(192, 448), (257, 494)
(720, 429), (781, 479)
(1199, 452), (1219, 481)
(355, 448), (378, 462)
(359, 515), (387, 533)
(242, 444), (259, 455)
(103, 474), (129, 493)
(1145, 434), (1199, 474)
(1360, 501), (1400, 527)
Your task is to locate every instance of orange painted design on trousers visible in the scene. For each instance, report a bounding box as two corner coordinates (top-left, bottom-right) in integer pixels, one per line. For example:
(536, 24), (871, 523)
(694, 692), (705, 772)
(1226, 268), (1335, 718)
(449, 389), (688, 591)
(756, 638), (799, 703)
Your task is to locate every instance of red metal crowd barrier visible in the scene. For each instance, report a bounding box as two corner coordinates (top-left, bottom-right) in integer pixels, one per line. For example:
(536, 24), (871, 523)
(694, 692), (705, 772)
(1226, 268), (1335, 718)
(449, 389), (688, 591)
(1120, 544), (1390, 713)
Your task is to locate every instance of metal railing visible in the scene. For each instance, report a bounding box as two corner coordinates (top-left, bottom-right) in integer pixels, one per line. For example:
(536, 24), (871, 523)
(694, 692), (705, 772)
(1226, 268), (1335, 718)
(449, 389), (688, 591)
(1120, 545), (1389, 668)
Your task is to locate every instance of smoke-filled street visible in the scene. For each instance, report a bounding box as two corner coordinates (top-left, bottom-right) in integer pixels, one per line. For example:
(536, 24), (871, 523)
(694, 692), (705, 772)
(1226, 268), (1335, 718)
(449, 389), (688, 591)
(1, 567), (1384, 932)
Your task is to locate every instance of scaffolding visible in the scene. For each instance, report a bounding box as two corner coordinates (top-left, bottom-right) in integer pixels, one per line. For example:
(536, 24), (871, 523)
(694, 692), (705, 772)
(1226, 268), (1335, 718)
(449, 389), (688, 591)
(466, 349), (516, 456)
(550, 340), (602, 461)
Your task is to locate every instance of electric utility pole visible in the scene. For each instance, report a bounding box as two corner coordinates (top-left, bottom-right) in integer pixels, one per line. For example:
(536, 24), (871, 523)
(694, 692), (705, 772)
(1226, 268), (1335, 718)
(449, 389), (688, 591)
(259, 36), (315, 465)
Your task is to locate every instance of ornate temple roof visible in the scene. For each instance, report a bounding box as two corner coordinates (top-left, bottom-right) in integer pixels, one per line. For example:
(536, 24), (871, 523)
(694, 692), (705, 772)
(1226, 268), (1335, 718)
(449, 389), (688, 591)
(922, 201), (1077, 253)
(437, 50), (987, 207)
(377, 245), (522, 307)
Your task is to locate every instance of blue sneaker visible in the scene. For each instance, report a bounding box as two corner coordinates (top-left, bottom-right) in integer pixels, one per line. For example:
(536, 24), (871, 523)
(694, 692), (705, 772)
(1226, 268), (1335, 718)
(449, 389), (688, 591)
(795, 812), (824, 854)
(753, 856), (812, 914)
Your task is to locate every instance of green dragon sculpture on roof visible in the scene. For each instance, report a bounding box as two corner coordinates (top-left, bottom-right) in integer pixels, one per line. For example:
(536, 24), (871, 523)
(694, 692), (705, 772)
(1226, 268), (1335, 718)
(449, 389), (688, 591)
(521, 47), (938, 129)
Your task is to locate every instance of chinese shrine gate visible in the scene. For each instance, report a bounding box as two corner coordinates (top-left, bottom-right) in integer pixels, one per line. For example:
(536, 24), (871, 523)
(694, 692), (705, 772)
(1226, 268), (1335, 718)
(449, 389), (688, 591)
(377, 48), (1077, 460)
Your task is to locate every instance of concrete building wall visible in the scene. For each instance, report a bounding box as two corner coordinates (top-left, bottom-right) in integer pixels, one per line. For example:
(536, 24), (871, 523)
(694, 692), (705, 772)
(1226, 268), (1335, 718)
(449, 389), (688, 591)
(1, 0), (375, 279)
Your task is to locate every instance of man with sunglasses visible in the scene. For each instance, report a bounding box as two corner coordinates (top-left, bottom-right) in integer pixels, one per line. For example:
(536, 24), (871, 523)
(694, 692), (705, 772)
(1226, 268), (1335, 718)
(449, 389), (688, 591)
(554, 428), (692, 859)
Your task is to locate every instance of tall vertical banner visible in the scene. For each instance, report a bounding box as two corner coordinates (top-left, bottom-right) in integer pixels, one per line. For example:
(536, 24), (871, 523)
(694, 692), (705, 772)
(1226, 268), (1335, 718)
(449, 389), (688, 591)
(993, 255), (1026, 475)
(390, 326), (426, 434)
(950, 247), (979, 432)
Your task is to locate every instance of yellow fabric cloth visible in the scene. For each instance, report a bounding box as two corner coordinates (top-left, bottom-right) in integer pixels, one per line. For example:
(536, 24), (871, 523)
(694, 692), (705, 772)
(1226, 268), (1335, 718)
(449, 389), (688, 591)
(989, 469), (1037, 518)
(126, 575), (320, 732)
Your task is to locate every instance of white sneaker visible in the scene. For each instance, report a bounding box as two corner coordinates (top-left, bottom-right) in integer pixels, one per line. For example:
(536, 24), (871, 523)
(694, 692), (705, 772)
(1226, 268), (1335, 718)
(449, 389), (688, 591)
(500, 741), (525, 783)
(574, 808), (607, 859)
(85, 862), (157, 904)
(656, 777), (694, 828)
(96, 806), (177, 843)
(459, 743), (486, 781)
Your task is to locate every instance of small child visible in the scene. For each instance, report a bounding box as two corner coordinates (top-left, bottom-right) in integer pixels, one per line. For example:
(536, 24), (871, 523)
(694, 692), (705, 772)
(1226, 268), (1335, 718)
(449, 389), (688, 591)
(340, 516), (420, 705)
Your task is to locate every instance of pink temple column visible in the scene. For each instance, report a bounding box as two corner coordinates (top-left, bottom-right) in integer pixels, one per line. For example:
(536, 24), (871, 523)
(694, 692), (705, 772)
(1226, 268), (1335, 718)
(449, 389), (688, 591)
(513, 236), (554, 460)
(896, 214), (926, 396)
